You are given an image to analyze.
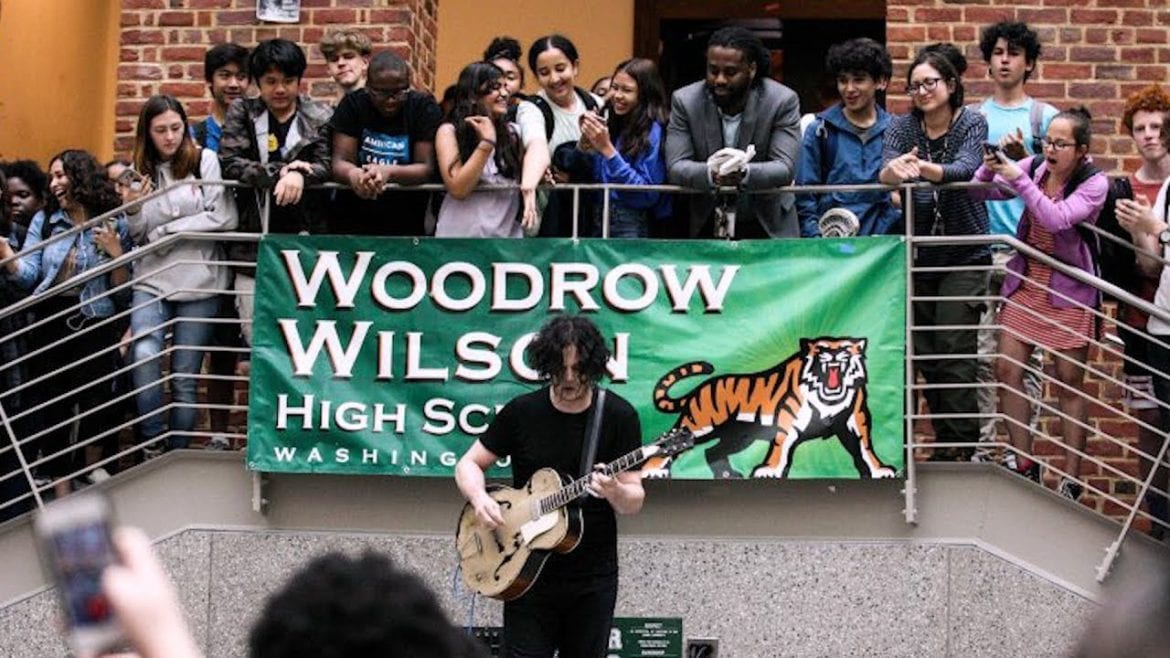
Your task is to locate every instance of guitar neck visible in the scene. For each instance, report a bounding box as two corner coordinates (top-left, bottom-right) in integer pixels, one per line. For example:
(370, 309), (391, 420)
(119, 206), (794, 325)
(537, 446), (649, 515)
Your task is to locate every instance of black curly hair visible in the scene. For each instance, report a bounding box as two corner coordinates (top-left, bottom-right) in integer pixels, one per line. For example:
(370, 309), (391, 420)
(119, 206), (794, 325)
(45, 149), (121, 219)
(249, 551), (483, 658)
(707, 26), (771, 87)
(527, 315), (610, 384)
(979, 21), (1042, 82)
(826, 38), (892, 84)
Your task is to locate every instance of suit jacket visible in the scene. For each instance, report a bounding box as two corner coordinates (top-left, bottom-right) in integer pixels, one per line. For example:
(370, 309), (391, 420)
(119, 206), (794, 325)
(665, 78), (801, 238)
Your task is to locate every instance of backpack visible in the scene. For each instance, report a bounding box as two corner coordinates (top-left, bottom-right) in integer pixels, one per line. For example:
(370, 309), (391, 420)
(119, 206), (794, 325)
(527, 87), (599, 142)
(970, 98), (1056, 155)
(1091, 175), (1139, 299)
(1026, 155), (1107, 283)
(813, 118), (838, 182)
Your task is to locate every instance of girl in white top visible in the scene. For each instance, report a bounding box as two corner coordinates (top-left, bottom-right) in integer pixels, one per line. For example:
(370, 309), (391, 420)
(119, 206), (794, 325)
(435, 62), (541, 237)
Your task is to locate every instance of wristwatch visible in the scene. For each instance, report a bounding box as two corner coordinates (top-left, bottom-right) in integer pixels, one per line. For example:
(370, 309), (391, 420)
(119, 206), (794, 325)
(1159, 228), (1170, 246)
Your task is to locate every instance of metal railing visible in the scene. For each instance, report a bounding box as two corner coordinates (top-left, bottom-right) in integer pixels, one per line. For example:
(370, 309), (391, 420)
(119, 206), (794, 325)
(0, 177), (1165, 583)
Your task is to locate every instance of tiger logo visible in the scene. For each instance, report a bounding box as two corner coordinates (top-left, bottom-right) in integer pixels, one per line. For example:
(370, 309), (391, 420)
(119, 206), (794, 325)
(642, 337), (896, 479)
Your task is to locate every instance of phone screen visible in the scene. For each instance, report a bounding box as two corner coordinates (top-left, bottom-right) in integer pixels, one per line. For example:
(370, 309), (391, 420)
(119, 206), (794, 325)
(47, 520), (116, 628)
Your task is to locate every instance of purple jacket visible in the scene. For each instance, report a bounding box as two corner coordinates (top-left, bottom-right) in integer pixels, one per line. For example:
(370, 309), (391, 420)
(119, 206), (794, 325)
(971, 156), (1108, 309)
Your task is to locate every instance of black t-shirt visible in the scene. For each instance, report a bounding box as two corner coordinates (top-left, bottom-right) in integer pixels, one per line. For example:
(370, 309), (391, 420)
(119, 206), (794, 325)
(480, 387), (642, 578)
(330, 89), (442, 236)
(268, 111), (295, 163)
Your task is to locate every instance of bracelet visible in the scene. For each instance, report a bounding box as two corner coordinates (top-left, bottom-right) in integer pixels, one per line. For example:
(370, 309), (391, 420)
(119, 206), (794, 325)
(477, 139), (496, 150)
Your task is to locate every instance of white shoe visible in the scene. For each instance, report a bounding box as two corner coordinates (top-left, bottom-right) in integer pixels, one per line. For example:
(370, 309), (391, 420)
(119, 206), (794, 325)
(87, 467), (111, 485)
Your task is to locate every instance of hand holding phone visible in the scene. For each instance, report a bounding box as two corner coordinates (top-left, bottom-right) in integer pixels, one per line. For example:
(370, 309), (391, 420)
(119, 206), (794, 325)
(36, 494), (126, 657)
(983, 142), (1002, 157)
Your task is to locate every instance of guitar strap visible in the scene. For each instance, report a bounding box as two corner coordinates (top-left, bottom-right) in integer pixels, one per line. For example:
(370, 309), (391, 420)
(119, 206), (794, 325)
(578, 388), (607, 479)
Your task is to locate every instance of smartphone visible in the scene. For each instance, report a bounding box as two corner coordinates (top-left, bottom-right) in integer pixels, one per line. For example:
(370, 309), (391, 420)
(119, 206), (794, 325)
(117, 168), (144, 192)
(983, 142), (1002, 156)
(35, 494), (125, 657)
(1115, 176), (1134, 201)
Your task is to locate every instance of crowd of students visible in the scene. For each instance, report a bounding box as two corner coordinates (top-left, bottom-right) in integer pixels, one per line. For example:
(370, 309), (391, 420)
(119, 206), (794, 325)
(0, 22), (1167, 535)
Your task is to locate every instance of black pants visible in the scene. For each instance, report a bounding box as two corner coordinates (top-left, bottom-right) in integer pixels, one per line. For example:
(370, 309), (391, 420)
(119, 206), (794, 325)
(25, 298), (121, 478)
(502, 572), (618, 658)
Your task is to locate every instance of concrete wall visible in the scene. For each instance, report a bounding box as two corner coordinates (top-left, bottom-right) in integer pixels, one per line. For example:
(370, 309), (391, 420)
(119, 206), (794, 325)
(0, 529), (1096, 658)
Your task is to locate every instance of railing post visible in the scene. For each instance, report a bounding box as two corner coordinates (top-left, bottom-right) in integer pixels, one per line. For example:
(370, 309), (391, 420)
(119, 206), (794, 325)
(902, 182), (918, 525)
(601, 184), (610, 239)
(0, 398), (43, 510)
(1096, 429), (1170, 582)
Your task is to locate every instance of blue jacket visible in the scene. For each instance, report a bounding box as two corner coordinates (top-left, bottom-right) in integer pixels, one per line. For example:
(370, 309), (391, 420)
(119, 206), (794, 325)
(591, 121), (672, 220)
(9, 210), (133, 318)
(796, 104), (899, 237)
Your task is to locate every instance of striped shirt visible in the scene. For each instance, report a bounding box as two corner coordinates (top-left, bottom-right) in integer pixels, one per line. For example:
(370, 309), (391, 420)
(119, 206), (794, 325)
(883, 108), (991, 270)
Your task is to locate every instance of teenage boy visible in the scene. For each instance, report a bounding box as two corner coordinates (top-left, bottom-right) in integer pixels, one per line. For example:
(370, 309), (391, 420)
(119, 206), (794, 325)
(330, 50), (441, 236)
(795, 38), (898, 237)
(320, 29), (372, 105)
(1113, 85), (1170, 537)
(193, 43), (249, 151)
(971, 21), (1058, 461)
(219, 39), (333, 346)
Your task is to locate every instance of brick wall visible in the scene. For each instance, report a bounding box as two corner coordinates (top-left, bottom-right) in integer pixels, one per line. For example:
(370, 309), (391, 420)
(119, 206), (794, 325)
(886, 0), (1170, 176)
(114, 0), (438, 156)
(889, 1), (1170, 529)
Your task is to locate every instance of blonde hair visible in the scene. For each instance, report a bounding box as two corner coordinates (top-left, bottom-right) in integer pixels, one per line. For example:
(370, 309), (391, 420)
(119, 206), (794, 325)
(319, 29), (372, 59)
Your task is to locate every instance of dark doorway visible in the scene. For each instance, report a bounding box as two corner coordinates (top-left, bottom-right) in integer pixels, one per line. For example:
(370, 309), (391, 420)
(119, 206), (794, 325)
(637, 2), (887, 112)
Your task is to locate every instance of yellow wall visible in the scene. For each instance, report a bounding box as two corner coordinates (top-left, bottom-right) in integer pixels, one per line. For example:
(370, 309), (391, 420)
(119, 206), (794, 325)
(435, 0), (633, 97)
(0, 0), (120, 165)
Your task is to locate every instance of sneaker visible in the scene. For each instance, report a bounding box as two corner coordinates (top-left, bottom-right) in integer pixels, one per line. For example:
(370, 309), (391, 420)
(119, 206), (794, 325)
(205, 435), (232, 451)
(1001, 454), (1041, 483)
(86, 467), (111, 485)
(141, 445), (164, 461)
(1058, 478), (1084, 502)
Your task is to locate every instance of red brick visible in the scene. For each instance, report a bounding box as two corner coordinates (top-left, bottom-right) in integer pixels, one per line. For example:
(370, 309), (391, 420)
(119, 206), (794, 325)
(122, 0), (165, 7)
(160, 82), (207, 97)
(1072, 9), (1119, 24)
(1018, 8), (1068, 24)
(1096, 65), (1135, 81)
(121, 13), (142, 27)
(121, 29), (165, 45)
(160, 46), (205, 62)
(1070, 46), (1119, 63)
(216, 10), (257, 26)
(118, 64), (164, 80)
(188, 0), (232, 7)
(1122, 10), (1155, 27)
(1041, 63), (1092, 80)
(927, 25), (952, 42)
(312, 8), (358, 23)
(159, 11), (194, 26)
(915, 7), (962, 22)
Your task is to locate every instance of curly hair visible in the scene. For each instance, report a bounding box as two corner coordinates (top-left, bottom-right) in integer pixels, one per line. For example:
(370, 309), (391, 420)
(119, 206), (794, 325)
(708, 26), (771, 87)
(1122, 84), (1170, 134)
(979, 21), (1042, 81)
(526, 315), (610, 384)
(45, 149), (121, 218)
(249, 551), (483, 658)
(826, 37), (892, 83)
(607, 58), (668, 161)
(0, 160), (47, 205)
(444, 62), (521, 180)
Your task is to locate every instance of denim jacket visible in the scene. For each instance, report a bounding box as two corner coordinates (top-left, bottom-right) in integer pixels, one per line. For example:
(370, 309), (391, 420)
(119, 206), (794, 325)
(9, 209), (133, 318)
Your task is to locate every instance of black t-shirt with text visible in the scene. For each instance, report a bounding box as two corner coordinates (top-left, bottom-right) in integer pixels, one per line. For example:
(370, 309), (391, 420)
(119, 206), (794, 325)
(330, 88), (442, 236)
(480, 387), (642, 578)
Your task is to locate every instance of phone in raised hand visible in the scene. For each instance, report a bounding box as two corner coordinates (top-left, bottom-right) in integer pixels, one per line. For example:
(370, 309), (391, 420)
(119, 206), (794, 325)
(35, 493), (126, 657)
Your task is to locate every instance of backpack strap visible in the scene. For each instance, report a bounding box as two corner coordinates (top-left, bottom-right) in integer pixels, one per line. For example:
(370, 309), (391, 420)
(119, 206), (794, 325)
(1029, 101), (1055, 154)
(575, 86), (598, 113)
(528, 95), (555, 142)
(578, 388), (607, 479)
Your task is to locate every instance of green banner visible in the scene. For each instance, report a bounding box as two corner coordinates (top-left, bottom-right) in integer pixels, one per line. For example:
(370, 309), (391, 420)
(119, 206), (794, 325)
(609, 618), (683, 658)
(246, 236), (906, 479)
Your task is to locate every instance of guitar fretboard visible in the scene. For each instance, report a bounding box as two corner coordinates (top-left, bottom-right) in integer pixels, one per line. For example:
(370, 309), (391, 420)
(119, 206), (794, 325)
(537, 447), (648, 516)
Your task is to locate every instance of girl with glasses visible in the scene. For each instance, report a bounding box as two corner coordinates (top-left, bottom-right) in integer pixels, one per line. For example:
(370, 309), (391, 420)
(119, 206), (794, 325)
(971, 107), (1107, 500)
(879, 44), (991, 462)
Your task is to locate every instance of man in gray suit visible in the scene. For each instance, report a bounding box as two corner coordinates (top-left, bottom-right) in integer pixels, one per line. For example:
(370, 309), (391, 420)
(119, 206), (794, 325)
(665, 27), (802, 238)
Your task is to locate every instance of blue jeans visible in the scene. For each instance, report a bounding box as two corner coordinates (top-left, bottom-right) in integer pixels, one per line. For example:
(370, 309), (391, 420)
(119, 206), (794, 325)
(130, 292), (218, 449)
(594, 205), (649, 239)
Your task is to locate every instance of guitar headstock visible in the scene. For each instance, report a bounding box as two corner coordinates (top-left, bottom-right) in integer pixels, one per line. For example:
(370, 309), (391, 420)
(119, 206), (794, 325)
(648, 427), (694, 458)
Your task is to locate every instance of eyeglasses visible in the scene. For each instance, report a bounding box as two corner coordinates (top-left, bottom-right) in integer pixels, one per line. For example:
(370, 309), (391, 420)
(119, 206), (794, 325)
(906, 77), (943, 95)
(367, 86), (410, 101)
(1041, 139), (1077, 151)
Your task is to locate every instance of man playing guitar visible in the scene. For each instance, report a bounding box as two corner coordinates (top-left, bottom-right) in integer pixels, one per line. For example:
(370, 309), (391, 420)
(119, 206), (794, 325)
(455, 315), (645, 658)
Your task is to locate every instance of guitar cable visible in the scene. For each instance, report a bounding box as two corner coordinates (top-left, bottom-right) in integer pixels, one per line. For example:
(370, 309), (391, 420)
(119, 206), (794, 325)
(451, 563), (480, 636)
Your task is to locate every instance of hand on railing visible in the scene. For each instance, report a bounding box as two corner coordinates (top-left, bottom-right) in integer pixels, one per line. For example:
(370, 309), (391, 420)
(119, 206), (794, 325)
(274, 161), (312, 207)
(347, 164), (385, 200)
